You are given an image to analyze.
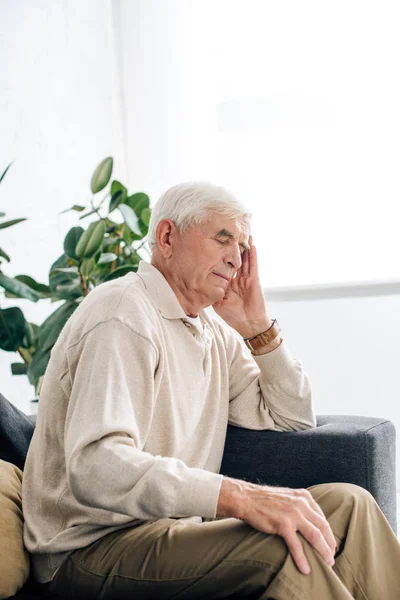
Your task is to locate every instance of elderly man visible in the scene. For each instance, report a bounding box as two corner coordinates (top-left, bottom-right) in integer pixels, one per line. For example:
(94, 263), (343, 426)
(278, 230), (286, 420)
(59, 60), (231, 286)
(23, 182), (400, 599)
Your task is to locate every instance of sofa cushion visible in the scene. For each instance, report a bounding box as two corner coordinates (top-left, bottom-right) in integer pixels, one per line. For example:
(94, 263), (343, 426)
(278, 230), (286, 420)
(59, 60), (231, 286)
(0, 460), (30, 598)
(0, 393), (35, 470)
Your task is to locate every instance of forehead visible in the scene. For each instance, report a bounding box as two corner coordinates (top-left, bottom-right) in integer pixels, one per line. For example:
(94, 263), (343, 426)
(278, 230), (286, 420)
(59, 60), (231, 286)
(203, 214), (250, 249)
(205, 213), (250, 238)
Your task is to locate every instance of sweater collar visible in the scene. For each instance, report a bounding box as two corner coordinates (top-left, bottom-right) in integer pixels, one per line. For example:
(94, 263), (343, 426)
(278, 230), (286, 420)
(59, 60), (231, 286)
(137, 261), (195, 320)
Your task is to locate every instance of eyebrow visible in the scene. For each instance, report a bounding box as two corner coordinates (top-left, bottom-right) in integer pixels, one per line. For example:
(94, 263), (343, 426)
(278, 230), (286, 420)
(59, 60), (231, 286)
(215, 228), (250, 252)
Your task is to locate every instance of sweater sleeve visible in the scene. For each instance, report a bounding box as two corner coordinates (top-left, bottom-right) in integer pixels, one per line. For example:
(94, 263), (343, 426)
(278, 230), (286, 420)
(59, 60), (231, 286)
(227, 332), (316, 432)
(63, 318), (223, 521)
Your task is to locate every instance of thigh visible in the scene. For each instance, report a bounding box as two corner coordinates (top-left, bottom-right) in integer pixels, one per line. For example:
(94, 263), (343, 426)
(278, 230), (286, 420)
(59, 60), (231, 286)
(43, 516), (290, 600)
(44, 484), (372, 600)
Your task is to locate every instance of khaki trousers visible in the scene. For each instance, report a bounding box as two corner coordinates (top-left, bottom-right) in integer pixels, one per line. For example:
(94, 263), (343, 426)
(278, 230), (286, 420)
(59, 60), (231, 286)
(41, 482), (400, 599)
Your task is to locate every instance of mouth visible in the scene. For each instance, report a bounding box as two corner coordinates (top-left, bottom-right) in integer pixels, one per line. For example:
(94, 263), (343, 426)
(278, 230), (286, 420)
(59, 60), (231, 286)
(212, 272), (230, 282)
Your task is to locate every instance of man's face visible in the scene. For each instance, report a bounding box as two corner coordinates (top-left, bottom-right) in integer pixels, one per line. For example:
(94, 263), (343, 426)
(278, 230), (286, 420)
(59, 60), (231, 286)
(171, 213), (250, 307)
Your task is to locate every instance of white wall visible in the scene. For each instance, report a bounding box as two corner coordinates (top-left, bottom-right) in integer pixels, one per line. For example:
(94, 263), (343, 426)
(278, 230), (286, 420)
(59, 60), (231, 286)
(114, 0), (222, 202)
(0, 0), (126, 411)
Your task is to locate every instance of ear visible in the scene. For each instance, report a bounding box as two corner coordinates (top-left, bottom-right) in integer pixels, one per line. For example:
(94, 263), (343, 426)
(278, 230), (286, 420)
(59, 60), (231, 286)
(155, 219), (177, 258)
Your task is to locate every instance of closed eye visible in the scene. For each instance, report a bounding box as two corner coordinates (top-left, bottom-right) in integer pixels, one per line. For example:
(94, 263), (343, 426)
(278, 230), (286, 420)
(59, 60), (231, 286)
(216, 238), (247, 257)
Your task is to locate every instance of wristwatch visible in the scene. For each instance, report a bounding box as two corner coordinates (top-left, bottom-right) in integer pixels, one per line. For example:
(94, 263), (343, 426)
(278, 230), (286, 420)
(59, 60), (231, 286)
(243, 319), (281, 352)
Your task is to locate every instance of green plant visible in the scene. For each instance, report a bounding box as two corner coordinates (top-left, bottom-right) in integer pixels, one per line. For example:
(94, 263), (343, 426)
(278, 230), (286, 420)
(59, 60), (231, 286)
(0, 157), (151, 396)
(0, 162), (47, 381)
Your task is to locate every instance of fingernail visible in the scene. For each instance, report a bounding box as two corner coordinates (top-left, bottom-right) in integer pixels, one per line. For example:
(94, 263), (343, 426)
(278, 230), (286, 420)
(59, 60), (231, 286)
(302, 564), (311, 575)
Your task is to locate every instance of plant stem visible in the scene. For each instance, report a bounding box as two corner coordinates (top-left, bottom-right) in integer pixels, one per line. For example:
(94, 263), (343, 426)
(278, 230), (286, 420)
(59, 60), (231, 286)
(110, 226), (124, 273)
(98, 191), (110, 207)
(135, 236), (148, 252)
(79, 272), (89, 296)
(17, 347), (31, 364)
(89, 195), (105, 221)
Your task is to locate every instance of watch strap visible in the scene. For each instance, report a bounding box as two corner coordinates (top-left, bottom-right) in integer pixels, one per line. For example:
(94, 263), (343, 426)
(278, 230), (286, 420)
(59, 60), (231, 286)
(244, 319), (281, 351)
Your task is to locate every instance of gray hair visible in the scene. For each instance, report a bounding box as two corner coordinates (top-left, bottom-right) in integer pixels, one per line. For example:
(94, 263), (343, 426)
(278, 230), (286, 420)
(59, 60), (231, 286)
(148, 181), (252, 251)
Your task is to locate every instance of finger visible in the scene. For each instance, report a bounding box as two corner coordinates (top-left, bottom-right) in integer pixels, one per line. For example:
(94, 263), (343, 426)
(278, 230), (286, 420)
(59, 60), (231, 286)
(241, 248), (250, 278)
(234, 262), (245, 287)
(307, 506), (337, 556)
(284, 530), (311, 575)
(229, 274), (240, 293)
(315, 511), (337, 555)
(302, 492), (337, 554)
(248, 238), (258, 279)
(298, 519), (335, 567)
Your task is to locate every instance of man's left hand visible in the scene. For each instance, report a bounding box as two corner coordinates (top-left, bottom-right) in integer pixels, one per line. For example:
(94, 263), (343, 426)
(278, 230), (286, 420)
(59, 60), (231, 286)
(212, 236), (272, 339)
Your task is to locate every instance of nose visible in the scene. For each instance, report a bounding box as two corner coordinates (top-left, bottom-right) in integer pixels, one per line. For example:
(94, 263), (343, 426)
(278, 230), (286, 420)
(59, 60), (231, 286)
(225, 243), (242, 270)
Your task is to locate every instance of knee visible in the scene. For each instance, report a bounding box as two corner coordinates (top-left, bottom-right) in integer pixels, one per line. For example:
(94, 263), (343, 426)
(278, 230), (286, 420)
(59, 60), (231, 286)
(309, 481), (376, 510)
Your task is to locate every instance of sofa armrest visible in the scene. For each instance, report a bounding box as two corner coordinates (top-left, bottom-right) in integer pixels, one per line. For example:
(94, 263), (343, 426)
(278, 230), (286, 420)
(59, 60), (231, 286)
(220, 414), (397, 534)
(0, 393), (35, 470)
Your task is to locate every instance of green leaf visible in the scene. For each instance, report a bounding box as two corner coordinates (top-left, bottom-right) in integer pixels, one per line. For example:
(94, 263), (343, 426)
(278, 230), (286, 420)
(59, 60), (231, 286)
(97, 252), (118, 265)
(0, 247), (10, 262)
(29, 322), (39, 336)
(35, 375), (44, 396)
(109, 190), (123, 213)
(125, 252), (142, 265)
(75, 221), (106, 259)
(125, 193), (150, 216)
(37, 301), (79, 353)
(55, 282), (82, 298)
(103, 236), (122, 249)
(90, 157), (113, 194)
(60, 204), (86, 214)
(104, 265), (138, 281)
(103, 218), (120, 234)
(122, 226), (139, 245)
(49, 254), (82, 300)
(0, 162), (13, 185)
(80, 257), (95, 278)
(110, 180), (127, 196)
(27, 347), (51, 388)
(0, 307), (27, 351)
(119, 204), (141, 236)
(64, 226), (84, 260)
(0, 273), (40, 302)
(14, 275), (51, 298)
(109, 181), (127, 213)
(21, 321), (35, 349)
(0, 218), (27, 230)
(11, 362), (28, 375)
(78, 208), (100, 220)
(141, 207), (151, 226)
(53, 267), (79, 274)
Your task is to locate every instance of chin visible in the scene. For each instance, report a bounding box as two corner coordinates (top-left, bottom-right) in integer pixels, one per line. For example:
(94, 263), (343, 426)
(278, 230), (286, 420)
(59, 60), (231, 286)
(211, 288), (226, 303)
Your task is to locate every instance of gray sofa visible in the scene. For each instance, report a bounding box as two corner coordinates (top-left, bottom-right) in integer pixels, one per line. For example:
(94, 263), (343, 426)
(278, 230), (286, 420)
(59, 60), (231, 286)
(0, 392), (397, 598)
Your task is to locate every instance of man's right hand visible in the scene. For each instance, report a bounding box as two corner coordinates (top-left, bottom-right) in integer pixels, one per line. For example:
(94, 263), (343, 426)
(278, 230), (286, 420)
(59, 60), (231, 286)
(217, 477), (337, 575)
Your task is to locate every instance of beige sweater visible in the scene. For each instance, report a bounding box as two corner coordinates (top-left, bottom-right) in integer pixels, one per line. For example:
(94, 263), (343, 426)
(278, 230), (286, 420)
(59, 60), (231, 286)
(22, 261), (315, 583)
